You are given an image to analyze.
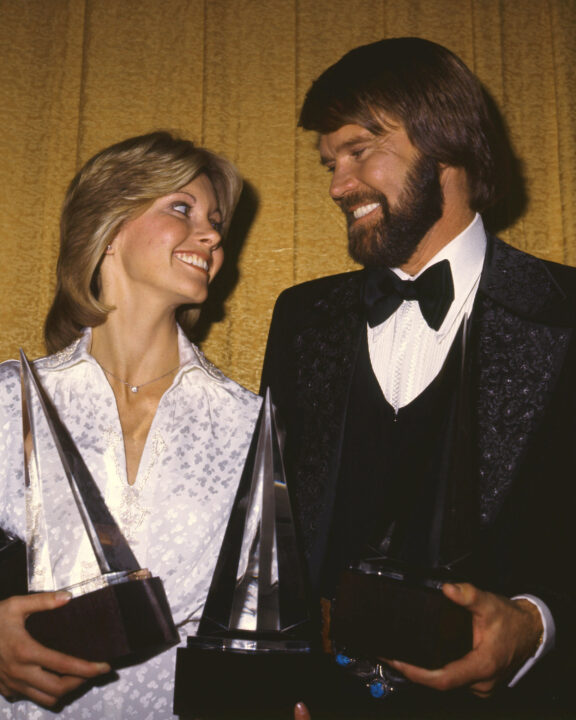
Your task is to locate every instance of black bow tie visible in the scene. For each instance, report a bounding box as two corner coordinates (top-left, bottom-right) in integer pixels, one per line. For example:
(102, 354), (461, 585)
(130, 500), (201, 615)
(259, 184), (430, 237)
(363, 259), (454, 331)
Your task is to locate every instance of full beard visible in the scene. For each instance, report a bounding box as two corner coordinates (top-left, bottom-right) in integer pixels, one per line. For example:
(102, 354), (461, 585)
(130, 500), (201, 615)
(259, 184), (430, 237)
(343, 154), (444, 268)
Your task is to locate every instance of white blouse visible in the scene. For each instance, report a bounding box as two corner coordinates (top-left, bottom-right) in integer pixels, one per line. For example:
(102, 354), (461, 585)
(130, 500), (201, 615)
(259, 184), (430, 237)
(0, 327), (261, 719)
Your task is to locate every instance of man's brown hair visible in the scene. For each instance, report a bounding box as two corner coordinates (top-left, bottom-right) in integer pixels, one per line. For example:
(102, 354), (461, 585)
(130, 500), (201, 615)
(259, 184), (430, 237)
(299, 37), (502, 212)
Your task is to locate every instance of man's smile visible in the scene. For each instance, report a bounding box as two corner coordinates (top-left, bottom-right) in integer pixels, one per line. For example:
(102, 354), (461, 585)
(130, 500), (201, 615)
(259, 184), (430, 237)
(353, 202), (380, 220)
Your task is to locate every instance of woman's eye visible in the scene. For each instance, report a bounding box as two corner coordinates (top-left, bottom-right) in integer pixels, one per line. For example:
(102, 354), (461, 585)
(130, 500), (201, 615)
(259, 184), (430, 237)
(210, 218), (224, 233)
(172, 202), (191, 216)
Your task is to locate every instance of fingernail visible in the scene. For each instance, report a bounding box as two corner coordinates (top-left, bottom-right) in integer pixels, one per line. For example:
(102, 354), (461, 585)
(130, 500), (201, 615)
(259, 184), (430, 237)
(97, 663), (111, 673)
(55, 591), (72, 603)
(444, 582), (460, 592)
(294, 702), (307, 719)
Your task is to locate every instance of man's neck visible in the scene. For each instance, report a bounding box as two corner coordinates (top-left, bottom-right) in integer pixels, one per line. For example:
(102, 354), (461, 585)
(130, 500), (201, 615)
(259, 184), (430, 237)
(399, 206), (476, 276)
(400, 164), (476, 275)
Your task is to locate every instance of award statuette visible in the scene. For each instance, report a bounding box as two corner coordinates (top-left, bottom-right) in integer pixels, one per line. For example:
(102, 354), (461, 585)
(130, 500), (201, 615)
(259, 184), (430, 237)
(173, 390), (317, 716)
(330, 318), (475, 691)
(20, 350), (179, 664)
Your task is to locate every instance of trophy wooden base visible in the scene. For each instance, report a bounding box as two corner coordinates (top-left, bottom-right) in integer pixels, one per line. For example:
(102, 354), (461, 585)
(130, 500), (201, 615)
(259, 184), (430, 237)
(332, 563), (472, 669)
(26, 575), (179, 664)
(174, 635), (327, 717)
(0, 530), (26, 601)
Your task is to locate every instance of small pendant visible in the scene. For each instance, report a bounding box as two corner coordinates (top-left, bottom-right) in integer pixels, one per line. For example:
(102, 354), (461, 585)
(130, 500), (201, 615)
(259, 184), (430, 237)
(130, 386), (139, 393)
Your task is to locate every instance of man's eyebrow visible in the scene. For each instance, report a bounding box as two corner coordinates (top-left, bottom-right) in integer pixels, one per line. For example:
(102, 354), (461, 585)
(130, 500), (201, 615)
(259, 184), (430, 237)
(319, 134), (375, 165)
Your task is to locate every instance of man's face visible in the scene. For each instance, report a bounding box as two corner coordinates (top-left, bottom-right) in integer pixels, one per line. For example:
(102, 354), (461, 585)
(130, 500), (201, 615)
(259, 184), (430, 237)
(318, 122), (444, 268)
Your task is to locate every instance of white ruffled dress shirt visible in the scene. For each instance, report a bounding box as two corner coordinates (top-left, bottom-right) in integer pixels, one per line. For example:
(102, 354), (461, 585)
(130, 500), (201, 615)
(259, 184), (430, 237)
(367, 213), (486, 411)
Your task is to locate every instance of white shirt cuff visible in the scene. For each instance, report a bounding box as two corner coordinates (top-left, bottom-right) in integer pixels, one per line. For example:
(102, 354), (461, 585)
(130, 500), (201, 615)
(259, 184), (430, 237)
(508, 594), (555, 687)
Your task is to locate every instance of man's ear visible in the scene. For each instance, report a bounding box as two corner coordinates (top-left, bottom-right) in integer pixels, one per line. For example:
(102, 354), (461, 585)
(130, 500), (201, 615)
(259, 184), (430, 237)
(438, 161), (452, 181)
(440, 164), (471, 198)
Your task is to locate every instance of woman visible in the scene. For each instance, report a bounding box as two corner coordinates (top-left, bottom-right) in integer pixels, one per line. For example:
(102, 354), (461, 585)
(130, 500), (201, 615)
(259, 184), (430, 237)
(0, 132), (261, 718)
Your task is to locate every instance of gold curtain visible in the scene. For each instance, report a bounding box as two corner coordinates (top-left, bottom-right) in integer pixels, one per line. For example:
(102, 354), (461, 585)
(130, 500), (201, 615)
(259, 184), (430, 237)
(1, 0), (575, 392)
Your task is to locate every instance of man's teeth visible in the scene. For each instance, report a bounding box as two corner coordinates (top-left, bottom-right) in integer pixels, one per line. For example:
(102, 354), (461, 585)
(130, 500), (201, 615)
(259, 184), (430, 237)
(176, 253), (209, 271)
(353, 203), (379, 219)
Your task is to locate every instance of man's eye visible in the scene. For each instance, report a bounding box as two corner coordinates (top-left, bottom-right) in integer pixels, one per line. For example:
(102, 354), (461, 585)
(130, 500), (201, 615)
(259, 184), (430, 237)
(351, 148), (366, 159)
(172, 202), (191, 215)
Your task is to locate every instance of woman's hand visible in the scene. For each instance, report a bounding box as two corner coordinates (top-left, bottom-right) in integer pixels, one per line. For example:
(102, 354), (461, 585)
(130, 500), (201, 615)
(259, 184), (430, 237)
(0, 592), (110, 707)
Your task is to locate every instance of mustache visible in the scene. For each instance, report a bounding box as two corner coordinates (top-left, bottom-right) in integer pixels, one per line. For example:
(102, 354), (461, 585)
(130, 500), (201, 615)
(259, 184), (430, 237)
(337, 192), (384, 213)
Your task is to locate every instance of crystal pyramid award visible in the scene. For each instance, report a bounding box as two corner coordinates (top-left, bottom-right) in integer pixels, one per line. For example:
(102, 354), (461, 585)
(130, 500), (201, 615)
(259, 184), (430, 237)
(20, 350), (179, 664)
(331, 318), (475, 679)
(173, 389), (319, 716)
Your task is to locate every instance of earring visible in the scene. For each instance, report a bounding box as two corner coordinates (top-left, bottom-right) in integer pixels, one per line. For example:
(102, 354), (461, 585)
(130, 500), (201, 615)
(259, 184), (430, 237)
(106, 244), (113, 254)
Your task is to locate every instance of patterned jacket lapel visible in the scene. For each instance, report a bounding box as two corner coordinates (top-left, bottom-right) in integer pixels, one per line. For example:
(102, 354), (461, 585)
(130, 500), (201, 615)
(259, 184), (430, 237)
(474, 237), (573, 523)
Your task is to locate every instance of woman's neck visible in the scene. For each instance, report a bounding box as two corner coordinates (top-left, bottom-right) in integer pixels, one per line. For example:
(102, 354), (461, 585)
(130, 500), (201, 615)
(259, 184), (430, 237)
(90, 310), (181, 389)
(90, 311), (182, 486)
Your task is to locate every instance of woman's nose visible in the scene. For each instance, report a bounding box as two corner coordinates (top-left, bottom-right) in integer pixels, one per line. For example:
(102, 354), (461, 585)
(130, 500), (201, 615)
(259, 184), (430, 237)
(195, 221), (221, 247)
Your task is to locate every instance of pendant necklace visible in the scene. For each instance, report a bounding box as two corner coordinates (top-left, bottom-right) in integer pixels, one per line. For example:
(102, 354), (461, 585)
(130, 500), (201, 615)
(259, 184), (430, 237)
(98, 363), (180, 393)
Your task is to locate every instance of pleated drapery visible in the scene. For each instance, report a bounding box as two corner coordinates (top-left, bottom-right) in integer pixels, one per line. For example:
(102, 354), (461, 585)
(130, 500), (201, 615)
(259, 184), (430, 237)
(1, 0), (575, 391)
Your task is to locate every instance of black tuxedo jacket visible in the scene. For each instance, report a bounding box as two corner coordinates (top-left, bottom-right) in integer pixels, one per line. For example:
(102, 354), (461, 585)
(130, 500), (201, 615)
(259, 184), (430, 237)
(261, 236), (576, 698)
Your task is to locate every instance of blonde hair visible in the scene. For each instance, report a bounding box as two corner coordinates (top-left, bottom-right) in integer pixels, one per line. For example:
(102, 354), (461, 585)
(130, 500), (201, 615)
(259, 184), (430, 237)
(44, 131), (242, 353)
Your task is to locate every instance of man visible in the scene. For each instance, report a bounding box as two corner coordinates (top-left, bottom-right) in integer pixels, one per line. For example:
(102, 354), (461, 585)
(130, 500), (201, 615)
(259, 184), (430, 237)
(261, 38), (576, 708)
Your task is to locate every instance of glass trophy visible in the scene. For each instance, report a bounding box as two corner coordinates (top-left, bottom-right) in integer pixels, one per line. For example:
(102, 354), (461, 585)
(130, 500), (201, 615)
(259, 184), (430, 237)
(20, 350), (179, 664)
(330, 318), (475, 692)
(173, 389), (319, 717)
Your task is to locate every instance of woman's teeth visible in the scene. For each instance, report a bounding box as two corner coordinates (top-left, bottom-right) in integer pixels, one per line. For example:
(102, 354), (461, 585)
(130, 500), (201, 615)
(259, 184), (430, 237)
(175, 253), (209, 271)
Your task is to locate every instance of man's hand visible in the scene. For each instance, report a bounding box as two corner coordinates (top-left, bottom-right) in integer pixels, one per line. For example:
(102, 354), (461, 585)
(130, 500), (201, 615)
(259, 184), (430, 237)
(386, 582), (543, 698)
(0, 592), (111, 707)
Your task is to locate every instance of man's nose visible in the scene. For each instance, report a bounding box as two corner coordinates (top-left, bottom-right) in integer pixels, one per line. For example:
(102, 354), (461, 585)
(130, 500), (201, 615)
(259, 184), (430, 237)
(329, 164), (358, 201)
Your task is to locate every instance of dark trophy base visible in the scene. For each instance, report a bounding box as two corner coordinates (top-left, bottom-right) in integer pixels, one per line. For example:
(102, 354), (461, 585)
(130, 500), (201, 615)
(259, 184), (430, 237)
(26, 574), (179, 665)
(173, 634), (328, 718)
(332, 560), (472, 669)
(0, 530), (27, 601)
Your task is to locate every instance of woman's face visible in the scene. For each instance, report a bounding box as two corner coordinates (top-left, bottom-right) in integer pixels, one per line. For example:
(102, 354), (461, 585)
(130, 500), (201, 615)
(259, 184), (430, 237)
(101, 174), (224, 311)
